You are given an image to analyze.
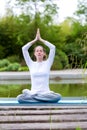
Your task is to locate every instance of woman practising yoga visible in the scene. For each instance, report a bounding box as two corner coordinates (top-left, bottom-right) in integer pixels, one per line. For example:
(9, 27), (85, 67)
(17, 28), (61, 103)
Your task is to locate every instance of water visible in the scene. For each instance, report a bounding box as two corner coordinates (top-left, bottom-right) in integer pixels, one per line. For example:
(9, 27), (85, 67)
(0, 79), (87, 97)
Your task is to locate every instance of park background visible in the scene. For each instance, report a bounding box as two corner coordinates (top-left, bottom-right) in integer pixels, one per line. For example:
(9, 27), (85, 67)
(0, 2), (87, 129)
(0, 0), (87, 71)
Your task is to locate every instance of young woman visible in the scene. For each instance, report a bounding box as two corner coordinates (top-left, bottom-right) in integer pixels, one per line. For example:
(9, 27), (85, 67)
(17, 29), (61, 103)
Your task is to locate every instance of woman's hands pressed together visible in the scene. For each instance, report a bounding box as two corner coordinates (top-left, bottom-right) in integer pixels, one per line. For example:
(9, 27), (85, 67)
(35, 28), (44, 42)
(36, 28), (40, 40)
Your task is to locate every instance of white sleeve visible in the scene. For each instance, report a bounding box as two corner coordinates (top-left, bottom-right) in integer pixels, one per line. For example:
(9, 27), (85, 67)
(22, 41), (33, 67)
(43, 40), (55, 67)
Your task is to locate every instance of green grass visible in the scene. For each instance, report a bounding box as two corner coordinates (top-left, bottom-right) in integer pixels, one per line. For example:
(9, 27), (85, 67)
(0, 83), (87, 97)
(0, 84), (31, 97)
(76, 127), (82, 130)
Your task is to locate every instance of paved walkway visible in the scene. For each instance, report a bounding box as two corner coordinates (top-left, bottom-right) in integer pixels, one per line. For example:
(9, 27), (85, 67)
(0, 105), (87, 130)
(0, 69), (87, 80)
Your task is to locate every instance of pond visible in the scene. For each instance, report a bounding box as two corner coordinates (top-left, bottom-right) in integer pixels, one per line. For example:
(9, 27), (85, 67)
(0, 79), (87, 98)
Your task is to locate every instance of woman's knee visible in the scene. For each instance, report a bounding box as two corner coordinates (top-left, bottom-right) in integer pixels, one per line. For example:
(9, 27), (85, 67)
(33, 92), (62, 102)
(17, 94), (24, 103)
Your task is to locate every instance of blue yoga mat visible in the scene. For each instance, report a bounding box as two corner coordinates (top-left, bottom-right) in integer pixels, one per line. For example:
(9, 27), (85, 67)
(0, 98), (87, 105)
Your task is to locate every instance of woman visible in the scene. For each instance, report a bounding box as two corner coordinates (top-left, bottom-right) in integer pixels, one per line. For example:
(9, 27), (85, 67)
(17, 28), (61, 103)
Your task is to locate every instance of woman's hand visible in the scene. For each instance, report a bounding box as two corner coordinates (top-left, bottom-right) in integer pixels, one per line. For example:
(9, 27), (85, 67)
(33, 28), (41, 43)
(35, 28), (44, 42)
(36, 28), (41, 40)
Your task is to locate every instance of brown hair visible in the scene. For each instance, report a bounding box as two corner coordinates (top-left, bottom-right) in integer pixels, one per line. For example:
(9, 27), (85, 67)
(33, 45), (47, 61)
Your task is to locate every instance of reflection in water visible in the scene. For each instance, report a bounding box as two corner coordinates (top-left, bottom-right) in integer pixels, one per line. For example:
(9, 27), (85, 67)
(0, 79), (87, 97)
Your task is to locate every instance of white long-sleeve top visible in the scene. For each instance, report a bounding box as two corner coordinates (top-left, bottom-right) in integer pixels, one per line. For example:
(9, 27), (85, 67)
(22, 40), (55, 94)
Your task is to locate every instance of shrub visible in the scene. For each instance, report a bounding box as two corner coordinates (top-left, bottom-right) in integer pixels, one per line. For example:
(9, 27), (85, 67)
(57, 49), (69, 69)
(52, 56), (63, 70)
(0, 59), (10, 68)
(6, 63), (21, 71)
(0, 58), (22, 71)
(51, 49), (69, 70)
(0, 67), (7, 71)
(7, 55), (20, 63)
(19, 66), (29, 71)
(0, 45), (5, 58)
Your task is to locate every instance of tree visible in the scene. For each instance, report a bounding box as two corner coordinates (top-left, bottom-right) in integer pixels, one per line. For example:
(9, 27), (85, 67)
(75, 0), (87, 24)
(0, 14), (31, 59)
(7, 0), (59, 27)
(63, 19), (87, 68)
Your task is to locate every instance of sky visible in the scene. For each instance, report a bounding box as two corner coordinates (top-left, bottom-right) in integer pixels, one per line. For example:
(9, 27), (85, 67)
(0, 0), (78, 23)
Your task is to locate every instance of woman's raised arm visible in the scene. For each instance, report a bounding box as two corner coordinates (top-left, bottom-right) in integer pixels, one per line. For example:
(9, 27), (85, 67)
(38, 28), (55, 67)
(22, 30), (39, 67)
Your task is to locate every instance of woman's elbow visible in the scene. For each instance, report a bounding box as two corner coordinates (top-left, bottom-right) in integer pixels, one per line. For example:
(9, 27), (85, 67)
(53, 45), (56, 50)
(22, 46), (26, 52)
(52, 45), (56, 52)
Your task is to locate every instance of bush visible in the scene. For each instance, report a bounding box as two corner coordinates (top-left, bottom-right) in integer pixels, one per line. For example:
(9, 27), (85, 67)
(0, 59), (10, 68)
(57, 49), (69, 69)
(52, 56), (63, 70)
(6, 63), (21, 71)
(0, 58), (22, 71)
(52, 49), (69, 70)
(7, 55), (20, 63)
(0, 67), (7, 71)
(19, 66), (29, 71)
(0, 45), (5, 58)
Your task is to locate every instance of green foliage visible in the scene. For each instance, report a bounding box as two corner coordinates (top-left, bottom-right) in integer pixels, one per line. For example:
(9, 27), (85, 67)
(7, 55), (20, 63)
(64, 42), (83, 68)
(57, 49), (69, 69)
(0, 0), (87, 70)
(62, 20), (87, 68)
(60, 18), (73, 36)
(0, 59), (10, 68)
(75, 0), (87, 23)
(19, 66), (29, 71)
(0, 85), (23, 97)
(52, 49), (69, 70)
(0, 59), (21, 71)
(14, 0), (59, 25)
(6, 63), (21, 71)
(76, 127), (82, 130)
(0, 45), (5, 58)
(52, 56), (63, 70)
(0, 16), (21, 58)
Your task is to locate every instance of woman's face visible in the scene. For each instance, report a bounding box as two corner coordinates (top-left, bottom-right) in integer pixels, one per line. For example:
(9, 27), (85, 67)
(34, 46), (45, 62)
